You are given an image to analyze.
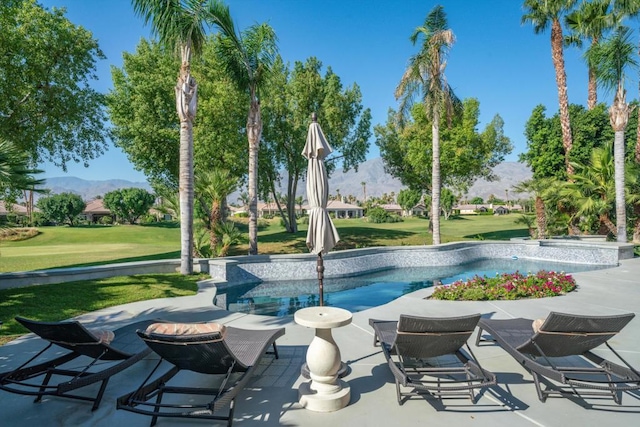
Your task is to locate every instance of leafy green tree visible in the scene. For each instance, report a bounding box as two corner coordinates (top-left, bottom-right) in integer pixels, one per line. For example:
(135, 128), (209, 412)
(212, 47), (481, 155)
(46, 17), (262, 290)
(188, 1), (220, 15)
(37, 192), (85, 226)
(395, 5), (460, 245)
(108, 40), (179, 187)
(520, 104), (614, 180)
(375, 98), (511, 220)
(210, 6), (278, 255)
(260, 56), (371, 232)
(587, 25), (637, 242)
(523, 0), (578, 176)
(103, 188), (155, 224)
(397, 189), (421, 214)
(0, 0), (109, 171)
(469, 196), (484, 204)
(440, 187), (457, 220)
(108, 38), (247, 190)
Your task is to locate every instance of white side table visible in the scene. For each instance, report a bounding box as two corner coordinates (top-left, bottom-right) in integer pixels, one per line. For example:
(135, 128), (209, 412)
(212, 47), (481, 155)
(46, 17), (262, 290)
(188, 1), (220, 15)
(294, 306), (352, 412)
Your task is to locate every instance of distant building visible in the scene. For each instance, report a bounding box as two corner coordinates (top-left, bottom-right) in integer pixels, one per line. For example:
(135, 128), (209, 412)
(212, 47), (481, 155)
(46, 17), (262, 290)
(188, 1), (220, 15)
(379, 203), (403, 215)
(0, 201), (29, 223)
(258, 200), (363, 219)
(494, 205), (509, 215)
(81, 199), (112, 223)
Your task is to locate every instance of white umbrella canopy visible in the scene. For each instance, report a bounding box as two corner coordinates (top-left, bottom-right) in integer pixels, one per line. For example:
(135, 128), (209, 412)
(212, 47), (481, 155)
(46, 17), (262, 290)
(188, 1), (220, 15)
(302, 114), (339, 305)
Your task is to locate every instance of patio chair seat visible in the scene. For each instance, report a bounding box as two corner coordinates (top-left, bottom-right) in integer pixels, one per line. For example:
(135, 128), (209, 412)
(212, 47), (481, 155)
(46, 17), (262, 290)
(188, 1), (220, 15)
(117, 322), (285, 427)
(370, 314), (496, 405)
(475, 312), (640, 404)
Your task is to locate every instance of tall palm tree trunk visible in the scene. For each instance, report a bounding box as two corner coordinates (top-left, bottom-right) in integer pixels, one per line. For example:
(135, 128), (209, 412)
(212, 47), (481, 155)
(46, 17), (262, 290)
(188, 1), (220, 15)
(210, 199), (221, 253)
(431, 110), (441, 245)
(587, 66), (597, 109)
(551, 19), (574, 176)
(610, 86), (628, 243)
(247, 98), (262, 255)
(176, 51), (196, 274)
(535, 195), (546, 239)
(636, 79), (640, 163)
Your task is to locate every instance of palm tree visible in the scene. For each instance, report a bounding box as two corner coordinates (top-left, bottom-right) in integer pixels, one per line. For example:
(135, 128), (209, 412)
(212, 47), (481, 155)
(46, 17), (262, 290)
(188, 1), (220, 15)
(523, 0), (578, 176)
(587, 25), (637, 242)
(195, 169), (238, 255)
(0, 138), (44, 193)
(209, 7), (277, 255)
(360, 181), (367, 202)
(512, 179), (549, 239)
(565, 0), (613, 109)
(395, 5), (460, 245)
(132, 0), (213, 274)
(562, 145), (617, 235)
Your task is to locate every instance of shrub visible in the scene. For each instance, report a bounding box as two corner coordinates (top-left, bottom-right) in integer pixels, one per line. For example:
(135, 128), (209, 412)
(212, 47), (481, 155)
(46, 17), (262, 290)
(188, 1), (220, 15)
(430, 270), (577, 301)
(99, 215), (113, 225)
(366, 207), (389, 223)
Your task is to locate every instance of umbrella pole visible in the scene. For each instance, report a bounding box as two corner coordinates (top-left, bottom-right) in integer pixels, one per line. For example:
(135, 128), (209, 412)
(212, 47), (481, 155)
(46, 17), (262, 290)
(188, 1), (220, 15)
(317, 253), (324, 306)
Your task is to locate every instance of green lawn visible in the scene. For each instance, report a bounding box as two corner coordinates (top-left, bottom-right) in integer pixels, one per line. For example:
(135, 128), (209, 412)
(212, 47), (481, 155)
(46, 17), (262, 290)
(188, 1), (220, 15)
(0, 273), (203, 344)
(1, 223), (181, 272)
(0, 215), (528, 272)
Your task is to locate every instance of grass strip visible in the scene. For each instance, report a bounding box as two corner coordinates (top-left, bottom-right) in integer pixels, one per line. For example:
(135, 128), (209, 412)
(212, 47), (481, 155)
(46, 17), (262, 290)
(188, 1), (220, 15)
(0, 273), (203, 342)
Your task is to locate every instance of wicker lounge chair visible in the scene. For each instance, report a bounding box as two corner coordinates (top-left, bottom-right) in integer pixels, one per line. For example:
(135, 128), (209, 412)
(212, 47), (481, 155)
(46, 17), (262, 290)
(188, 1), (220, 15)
(117, 322), (285, 427)
(0, 316), (154, 410)
(369, 314), (496, 404)
(476, 312), (640, 404)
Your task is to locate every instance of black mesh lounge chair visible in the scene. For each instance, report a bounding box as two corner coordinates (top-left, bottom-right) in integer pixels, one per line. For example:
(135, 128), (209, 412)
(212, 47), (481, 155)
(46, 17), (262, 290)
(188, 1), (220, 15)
(0, 316), (154, 410)
(476, 312), (640, 404)
(117, 322), (285, 427)
(369, 314), (496, 405)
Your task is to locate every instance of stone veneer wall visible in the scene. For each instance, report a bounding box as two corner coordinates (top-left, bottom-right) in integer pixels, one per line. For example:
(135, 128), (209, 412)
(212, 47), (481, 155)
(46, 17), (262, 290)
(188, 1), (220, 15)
(208, 240), (634, 286)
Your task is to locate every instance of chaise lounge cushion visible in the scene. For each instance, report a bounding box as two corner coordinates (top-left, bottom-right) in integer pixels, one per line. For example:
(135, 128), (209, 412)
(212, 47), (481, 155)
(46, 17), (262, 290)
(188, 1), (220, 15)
(144, 322), (227, 338)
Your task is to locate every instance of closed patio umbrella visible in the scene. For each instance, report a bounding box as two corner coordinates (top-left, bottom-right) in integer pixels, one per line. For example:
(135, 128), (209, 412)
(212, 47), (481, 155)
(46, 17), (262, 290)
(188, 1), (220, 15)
(302, 113), (339, 306)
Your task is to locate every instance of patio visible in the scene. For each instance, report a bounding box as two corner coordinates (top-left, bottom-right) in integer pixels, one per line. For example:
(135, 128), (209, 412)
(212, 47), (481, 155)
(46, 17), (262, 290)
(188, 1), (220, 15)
(0, 258), (639, 426)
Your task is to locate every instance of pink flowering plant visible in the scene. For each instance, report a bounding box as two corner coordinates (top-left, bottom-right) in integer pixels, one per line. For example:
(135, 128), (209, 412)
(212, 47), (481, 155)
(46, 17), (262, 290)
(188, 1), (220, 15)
(430, 270), (577, 301)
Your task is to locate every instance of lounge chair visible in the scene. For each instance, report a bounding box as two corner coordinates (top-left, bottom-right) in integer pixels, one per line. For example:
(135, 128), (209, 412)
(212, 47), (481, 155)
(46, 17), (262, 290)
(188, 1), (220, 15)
(0, 316), (154, 410)
(369, 314), (496, 404)
(117, 322), (285, 427)
(476, 312), (640, 404)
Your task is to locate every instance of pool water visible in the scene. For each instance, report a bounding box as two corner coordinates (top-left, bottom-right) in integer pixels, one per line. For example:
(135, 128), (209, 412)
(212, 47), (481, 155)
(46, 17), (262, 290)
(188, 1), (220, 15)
(213, 258), (610, 317)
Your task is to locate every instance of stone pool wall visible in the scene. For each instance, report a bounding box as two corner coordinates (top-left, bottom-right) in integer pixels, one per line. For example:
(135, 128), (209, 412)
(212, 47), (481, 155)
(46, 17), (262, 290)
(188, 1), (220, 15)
(208, 239), (634, 287)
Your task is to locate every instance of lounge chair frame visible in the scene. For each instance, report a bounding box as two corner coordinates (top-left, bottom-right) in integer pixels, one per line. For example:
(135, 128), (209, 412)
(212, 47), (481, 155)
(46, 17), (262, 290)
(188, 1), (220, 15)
(117, 325), (284, 427)
(0, 317), (153, 410)
(370, 314), (496, 405)
(476, 312), (640, 404)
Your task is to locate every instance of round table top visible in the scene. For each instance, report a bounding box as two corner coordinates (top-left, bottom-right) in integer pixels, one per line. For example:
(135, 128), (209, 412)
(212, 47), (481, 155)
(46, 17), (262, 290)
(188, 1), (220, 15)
(294, 306), (352, 329)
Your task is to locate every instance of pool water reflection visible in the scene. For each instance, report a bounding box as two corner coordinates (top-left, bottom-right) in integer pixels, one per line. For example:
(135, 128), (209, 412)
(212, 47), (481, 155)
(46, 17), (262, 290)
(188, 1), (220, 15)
(214, 258), (610, 317)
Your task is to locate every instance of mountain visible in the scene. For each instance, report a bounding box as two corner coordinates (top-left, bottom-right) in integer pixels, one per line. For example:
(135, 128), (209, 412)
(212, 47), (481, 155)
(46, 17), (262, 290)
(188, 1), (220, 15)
(42, 177), (151, 201)
(41, 158), (531, 203)
(324, 157), (532, 202)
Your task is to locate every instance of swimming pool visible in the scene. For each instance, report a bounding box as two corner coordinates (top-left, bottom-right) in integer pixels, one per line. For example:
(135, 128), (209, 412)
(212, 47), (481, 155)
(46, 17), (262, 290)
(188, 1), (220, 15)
(213, 258), (610, 317)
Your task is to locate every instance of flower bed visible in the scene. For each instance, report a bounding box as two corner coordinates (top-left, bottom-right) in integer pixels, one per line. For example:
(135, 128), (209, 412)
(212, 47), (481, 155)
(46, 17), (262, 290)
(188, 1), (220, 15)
(430, 270), (577, 301)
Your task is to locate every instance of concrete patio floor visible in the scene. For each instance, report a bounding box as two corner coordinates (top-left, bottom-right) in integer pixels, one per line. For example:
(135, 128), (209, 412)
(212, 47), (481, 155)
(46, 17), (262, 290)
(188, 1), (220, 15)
(1, 257), (639, 426)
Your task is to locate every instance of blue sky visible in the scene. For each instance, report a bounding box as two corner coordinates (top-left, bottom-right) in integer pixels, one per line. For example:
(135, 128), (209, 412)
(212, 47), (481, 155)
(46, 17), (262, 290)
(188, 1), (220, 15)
(38, 0), (617, 182)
